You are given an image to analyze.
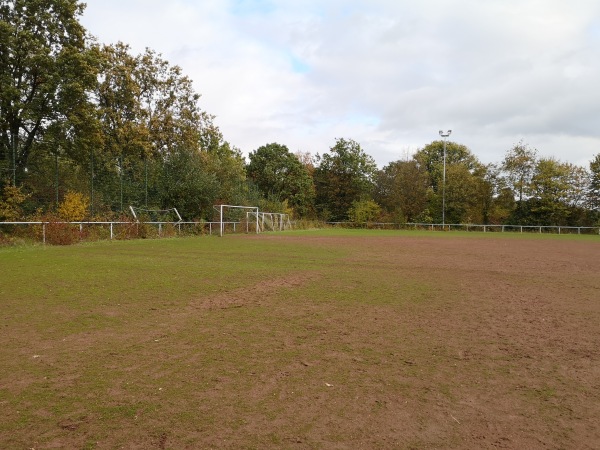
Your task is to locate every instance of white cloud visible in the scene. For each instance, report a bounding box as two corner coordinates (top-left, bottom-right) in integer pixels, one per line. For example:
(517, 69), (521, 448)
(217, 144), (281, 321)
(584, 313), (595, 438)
(81, 0), (600, 168)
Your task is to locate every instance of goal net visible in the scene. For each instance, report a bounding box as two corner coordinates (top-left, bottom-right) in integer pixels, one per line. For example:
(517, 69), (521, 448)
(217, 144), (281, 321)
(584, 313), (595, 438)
(248, 211), (292, 232)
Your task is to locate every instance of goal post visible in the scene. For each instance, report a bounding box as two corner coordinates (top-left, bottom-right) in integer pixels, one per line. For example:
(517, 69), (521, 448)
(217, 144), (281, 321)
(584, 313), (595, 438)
(217, 205), (259, 237)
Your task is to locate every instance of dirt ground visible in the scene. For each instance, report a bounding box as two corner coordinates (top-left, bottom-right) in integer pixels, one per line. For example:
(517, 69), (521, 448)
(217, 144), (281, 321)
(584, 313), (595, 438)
(229, 233), (600, 449)
(1, 232), (599, 449)
(310, 234), (600, 449)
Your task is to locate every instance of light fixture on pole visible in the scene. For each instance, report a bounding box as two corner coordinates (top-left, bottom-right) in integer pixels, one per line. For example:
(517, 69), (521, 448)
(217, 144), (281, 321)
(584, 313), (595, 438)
(439, 129), (452, 228)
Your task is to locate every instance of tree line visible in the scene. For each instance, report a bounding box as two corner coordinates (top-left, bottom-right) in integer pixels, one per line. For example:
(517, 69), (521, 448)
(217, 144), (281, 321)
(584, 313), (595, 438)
(1, 0), (599, 227)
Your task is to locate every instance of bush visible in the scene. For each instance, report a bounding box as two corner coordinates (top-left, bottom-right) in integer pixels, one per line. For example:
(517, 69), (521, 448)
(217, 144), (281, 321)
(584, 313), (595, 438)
(0, 184), (29, 221)
(347, 199), (382, 224)
(42, 215), (82, 245)
(57, 191), (90, 222)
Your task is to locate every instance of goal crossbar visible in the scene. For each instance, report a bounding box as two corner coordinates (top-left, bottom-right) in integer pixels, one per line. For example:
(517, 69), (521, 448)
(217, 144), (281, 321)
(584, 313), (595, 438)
(217, 205), (259, 237)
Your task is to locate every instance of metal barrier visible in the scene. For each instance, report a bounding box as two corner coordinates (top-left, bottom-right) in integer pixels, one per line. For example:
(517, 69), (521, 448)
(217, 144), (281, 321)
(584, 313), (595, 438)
(0, 220), (235, 244)
(326, 222), (600, 235)
(2, 220), (599, 244)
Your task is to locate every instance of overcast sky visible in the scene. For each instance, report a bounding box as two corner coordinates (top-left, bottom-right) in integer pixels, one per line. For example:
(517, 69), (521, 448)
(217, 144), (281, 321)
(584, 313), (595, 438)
(80, 0), (600, 168)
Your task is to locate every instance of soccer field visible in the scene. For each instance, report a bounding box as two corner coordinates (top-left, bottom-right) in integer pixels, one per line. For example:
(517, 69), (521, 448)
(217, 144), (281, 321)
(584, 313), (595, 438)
(1, 230), (599, 448)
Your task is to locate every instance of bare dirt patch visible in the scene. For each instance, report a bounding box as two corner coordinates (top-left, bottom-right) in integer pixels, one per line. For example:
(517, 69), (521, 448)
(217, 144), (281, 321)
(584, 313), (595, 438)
(1, 232), (598, 449)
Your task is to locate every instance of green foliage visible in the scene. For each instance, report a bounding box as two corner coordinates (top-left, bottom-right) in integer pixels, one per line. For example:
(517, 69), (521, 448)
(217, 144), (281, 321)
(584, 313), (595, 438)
(587, 154), (600, 216)
(414, 141), (490, 223)
(414, 141), (480, 192)
(247, 143), (315, 217)
(375, 160), (428, 222)
(202, 141), (248, 207)
(347, 199), (382, 223)
(506, 157), (591, 226)
(314, 138), (377, 221)
(0, 184), (29, 221)
(0, 0), (98, 184)
(527, 158), (573, 225)
(158, 148), (218, 220)
(502, 141), (537, 203)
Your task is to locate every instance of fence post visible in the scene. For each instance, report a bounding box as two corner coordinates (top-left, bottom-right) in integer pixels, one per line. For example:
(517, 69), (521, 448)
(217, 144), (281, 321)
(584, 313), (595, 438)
(110, 223), (113, 240)
(159, 223), (162, 236)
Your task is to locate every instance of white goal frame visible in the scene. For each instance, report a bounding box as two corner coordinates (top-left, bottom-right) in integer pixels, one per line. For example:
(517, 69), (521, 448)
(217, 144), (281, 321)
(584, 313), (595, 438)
(217, 205), (259, 237)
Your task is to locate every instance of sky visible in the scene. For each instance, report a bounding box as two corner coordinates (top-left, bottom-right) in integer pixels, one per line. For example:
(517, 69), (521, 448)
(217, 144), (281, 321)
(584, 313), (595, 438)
(80, 0), (600, 168)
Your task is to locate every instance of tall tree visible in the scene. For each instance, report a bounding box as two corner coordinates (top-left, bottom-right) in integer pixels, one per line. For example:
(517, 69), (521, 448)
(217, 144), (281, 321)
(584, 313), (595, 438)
(0, 0), (98, 185)
(413, 141), (483, 223)
(94, 43), (217, 211)
(375, 160), (428, 222)
(247, 143), (315, 217)
(158, 146), (218, 220)
(202, 140), (247, 208)
(314, 138), (377, 221)
(527, 158), (573, 225)
(588, 154), (600, 216)
(475, 163), (514, 224)
(414, 141), (480, 192)
(502, 141), (537, 204)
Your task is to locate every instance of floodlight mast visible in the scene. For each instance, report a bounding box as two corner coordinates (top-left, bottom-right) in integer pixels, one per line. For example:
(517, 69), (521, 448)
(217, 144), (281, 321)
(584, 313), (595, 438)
(439, 130), (452, 228)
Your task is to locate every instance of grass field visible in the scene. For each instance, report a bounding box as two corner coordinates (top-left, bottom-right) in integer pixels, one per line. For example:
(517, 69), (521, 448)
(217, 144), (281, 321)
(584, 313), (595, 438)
(1, 230), (599, 449)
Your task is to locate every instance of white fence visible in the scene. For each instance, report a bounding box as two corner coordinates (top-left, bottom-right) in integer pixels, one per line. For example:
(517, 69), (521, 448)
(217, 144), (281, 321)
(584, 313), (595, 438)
(2, 220), (599, 244)
(0, 220), (245, 244)
(326, 222), (600, 235)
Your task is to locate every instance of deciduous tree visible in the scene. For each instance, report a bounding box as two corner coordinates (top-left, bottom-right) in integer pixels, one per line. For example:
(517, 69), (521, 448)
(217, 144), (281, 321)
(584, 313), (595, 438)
(527, 158), (572, 225)
(502, 141), (537, 204)
(247, 143), (315, 217)
(375, 160), (428, 222)
(314, 138), (377, 221)
(0, 0), (98, 185)
(587, 154), (600, 216)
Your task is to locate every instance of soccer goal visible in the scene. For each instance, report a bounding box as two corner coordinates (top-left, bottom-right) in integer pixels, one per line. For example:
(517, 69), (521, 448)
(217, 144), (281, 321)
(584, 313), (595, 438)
(215, 205), (259, 237)
(247, 211), (292, 232)
(129, 206), (182, 223)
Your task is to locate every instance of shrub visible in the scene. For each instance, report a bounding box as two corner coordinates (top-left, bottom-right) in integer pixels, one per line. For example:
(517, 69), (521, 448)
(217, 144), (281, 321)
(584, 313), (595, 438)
(347, 199), (382, 224)
(57, 191), (90, 222)
(0, 184), (29, 221)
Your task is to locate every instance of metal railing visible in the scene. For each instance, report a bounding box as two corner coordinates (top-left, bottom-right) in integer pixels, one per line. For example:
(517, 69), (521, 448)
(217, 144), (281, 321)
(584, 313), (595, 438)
(0, 220), (245, 244)
(326, 222), (600, 235)
(2, 220), (599, 244)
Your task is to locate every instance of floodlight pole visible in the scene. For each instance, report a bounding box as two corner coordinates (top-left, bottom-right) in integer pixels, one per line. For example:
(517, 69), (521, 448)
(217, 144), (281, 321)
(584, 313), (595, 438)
(439, 130), (452, 228)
